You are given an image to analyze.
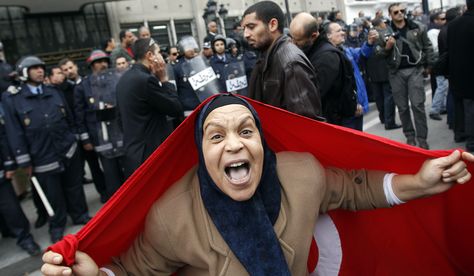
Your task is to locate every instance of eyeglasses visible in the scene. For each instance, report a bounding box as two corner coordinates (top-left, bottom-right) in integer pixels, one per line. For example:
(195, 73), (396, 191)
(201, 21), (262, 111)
(439, 17), (446, 20)
(171, 53), (178, 56)
(392, 9), (406, 15)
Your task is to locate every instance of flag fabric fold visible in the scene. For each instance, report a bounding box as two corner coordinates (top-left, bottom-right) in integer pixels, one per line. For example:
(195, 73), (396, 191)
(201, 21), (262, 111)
(49, 95), (474, 275)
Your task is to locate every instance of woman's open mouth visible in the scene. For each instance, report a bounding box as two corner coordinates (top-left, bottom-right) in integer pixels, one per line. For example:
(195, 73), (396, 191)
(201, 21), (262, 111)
(224, 161), (250, 185)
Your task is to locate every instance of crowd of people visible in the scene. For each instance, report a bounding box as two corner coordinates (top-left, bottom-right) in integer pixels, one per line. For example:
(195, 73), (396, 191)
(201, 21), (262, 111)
(0, 0), (471, 266)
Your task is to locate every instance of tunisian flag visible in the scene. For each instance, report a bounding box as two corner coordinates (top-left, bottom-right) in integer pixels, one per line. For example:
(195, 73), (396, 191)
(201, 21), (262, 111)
(50, 95), (474, 275)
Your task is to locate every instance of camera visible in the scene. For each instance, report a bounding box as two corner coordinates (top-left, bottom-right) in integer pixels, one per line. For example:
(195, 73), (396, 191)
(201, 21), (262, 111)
(384, 31), (400, 41)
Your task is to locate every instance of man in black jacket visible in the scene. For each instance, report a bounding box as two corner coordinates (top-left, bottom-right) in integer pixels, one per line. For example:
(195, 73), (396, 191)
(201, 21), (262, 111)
(448, 0), (474, 152)
(289, 12), (349, 125)
(117, 38), (183, 177)
(242, 1), (322, 121)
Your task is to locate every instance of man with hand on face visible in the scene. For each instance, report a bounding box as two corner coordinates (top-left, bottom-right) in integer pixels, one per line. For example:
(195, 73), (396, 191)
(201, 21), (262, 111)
(117, 38), (183, 177)
(242, 1), (322, 121)
(74, 50), (126, 200)
(2, 56), (90, 243)
(41, 94), (474, 275)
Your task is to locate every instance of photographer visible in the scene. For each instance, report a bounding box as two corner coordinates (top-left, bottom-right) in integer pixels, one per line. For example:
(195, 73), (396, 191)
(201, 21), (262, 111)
(377, 3), (435, 149)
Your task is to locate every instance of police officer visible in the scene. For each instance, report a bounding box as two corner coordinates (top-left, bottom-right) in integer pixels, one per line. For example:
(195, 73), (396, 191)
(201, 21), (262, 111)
(58, 58), (107, 203)
(1, 56), (90, 243)
(174, 36), (220, 113)
(74, 50), (125, 200)
(209, 35), (233, 93)
(209, 35), (249, 96)
(0, 102), (41, 255)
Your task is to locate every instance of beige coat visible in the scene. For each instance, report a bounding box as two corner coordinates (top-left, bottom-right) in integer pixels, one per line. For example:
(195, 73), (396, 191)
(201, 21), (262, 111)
(108, 152), (389, 275)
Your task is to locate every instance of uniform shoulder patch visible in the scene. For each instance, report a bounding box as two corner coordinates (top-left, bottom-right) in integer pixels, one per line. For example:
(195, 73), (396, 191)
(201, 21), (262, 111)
(7, 85), (19, 95)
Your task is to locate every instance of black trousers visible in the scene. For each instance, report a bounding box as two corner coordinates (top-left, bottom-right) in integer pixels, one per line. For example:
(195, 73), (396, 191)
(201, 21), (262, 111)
(0, 179), (34, 246)
(372, 81), (396, 126)
(81, 146), (106, 198)
(34, 149), (89, 227)
(99, 155), (125, 200)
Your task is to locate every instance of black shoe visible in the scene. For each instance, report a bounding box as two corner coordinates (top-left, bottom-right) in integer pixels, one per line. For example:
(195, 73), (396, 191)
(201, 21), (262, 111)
(407, 138), (417, 146)
(440, 110), (447, 115)
(19, 239), (41, 256)
(418, 139), (430, 150)
(385, 123), (402, 130)
(35, 215), (48, 229)
(82, 177), (93, 184)
(73, 216), (91, 225)
(429, 113), (442, 120)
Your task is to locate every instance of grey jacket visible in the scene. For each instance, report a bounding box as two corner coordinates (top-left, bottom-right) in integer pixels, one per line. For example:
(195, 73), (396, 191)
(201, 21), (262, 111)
(377, 20), (435, 72)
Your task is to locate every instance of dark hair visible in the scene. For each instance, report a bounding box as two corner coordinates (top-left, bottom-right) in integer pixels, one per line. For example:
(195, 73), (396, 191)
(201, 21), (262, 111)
(102, 38), (114, 50)
(233, 22), (241, 30)
(167, 45), (178, 54)
(445, 7), (462, 22)
(119, 30), (129, 42)
(114, 54), (127, 62)
(243, 1), (285, 33)
(132, 38), (158, 61)
(388, 3), (402, 14)
(371, 18), (383, 27)
(318, 21), (333, 40)
(48, 65), (62, 76)
(58, 58), (74, 67)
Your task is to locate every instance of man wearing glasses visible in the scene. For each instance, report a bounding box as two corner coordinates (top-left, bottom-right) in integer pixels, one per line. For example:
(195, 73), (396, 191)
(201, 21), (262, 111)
(378, 3), (435, 149)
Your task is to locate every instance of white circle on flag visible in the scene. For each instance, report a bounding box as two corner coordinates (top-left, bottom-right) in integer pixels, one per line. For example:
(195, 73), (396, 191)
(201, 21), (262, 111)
(310, 214), (342, 276)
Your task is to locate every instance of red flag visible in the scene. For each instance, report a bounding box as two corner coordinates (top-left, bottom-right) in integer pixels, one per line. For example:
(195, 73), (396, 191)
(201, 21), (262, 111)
(49, 96), (474, 275)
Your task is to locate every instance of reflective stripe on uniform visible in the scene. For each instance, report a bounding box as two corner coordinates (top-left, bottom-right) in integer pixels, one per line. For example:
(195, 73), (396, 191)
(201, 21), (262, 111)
(65, 142), (77, 159)
(0, 170), (4, 179)
(34, 161), (60, 173)
(80, 133), (89, 141)
(95, 143), (113, 152)
(16, 154), (31, 164)
(3, 160), (14, 167)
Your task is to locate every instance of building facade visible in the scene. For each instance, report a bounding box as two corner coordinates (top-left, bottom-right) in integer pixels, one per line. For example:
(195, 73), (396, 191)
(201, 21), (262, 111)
(0, 0), (466, 67)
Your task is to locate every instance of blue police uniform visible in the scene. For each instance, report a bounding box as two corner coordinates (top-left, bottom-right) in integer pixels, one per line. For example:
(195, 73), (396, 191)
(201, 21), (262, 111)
(0, 102), (40, 254)
(209, 53), (233, 92)
(1, 84), (89, 241)
(74, 74), (125, 199)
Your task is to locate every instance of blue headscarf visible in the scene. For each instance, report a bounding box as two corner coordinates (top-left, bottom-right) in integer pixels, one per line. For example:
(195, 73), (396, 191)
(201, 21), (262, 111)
(194, 94), (291, 275)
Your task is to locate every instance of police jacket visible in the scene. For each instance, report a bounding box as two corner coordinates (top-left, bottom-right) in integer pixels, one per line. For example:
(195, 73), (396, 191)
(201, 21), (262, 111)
(209, 53), (233, 93)
(116, 63), (183, 177)
(248, 35), (322, 121)
(174, 56), (219, 111)
(0, 103), (16, 181)
(1, 84), (77, 174)
(74, 73), (124, 159)
(378, 20), (435, 72)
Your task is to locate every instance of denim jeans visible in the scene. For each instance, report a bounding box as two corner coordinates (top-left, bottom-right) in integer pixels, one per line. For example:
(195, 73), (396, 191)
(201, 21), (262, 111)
(430, 76), (448, 114)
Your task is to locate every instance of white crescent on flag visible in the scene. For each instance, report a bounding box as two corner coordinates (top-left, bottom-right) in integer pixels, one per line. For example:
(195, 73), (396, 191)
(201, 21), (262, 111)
(310, 214), (342, 276)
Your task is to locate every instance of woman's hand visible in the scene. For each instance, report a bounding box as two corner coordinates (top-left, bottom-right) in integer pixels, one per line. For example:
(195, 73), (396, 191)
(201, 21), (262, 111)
(41, 250), (101, 276)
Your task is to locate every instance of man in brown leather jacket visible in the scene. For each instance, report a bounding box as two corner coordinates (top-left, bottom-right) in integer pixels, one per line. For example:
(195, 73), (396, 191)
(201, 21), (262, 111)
(242, 1), (322, 121)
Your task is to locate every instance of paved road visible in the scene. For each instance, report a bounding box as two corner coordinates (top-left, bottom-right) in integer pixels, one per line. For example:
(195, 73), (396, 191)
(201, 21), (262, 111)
(0, 86), (463, 276)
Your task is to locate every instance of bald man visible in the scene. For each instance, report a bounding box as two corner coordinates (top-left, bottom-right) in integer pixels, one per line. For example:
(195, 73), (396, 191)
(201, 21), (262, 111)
(204, 21), (218, 43)
(290, 13), (349, 125)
